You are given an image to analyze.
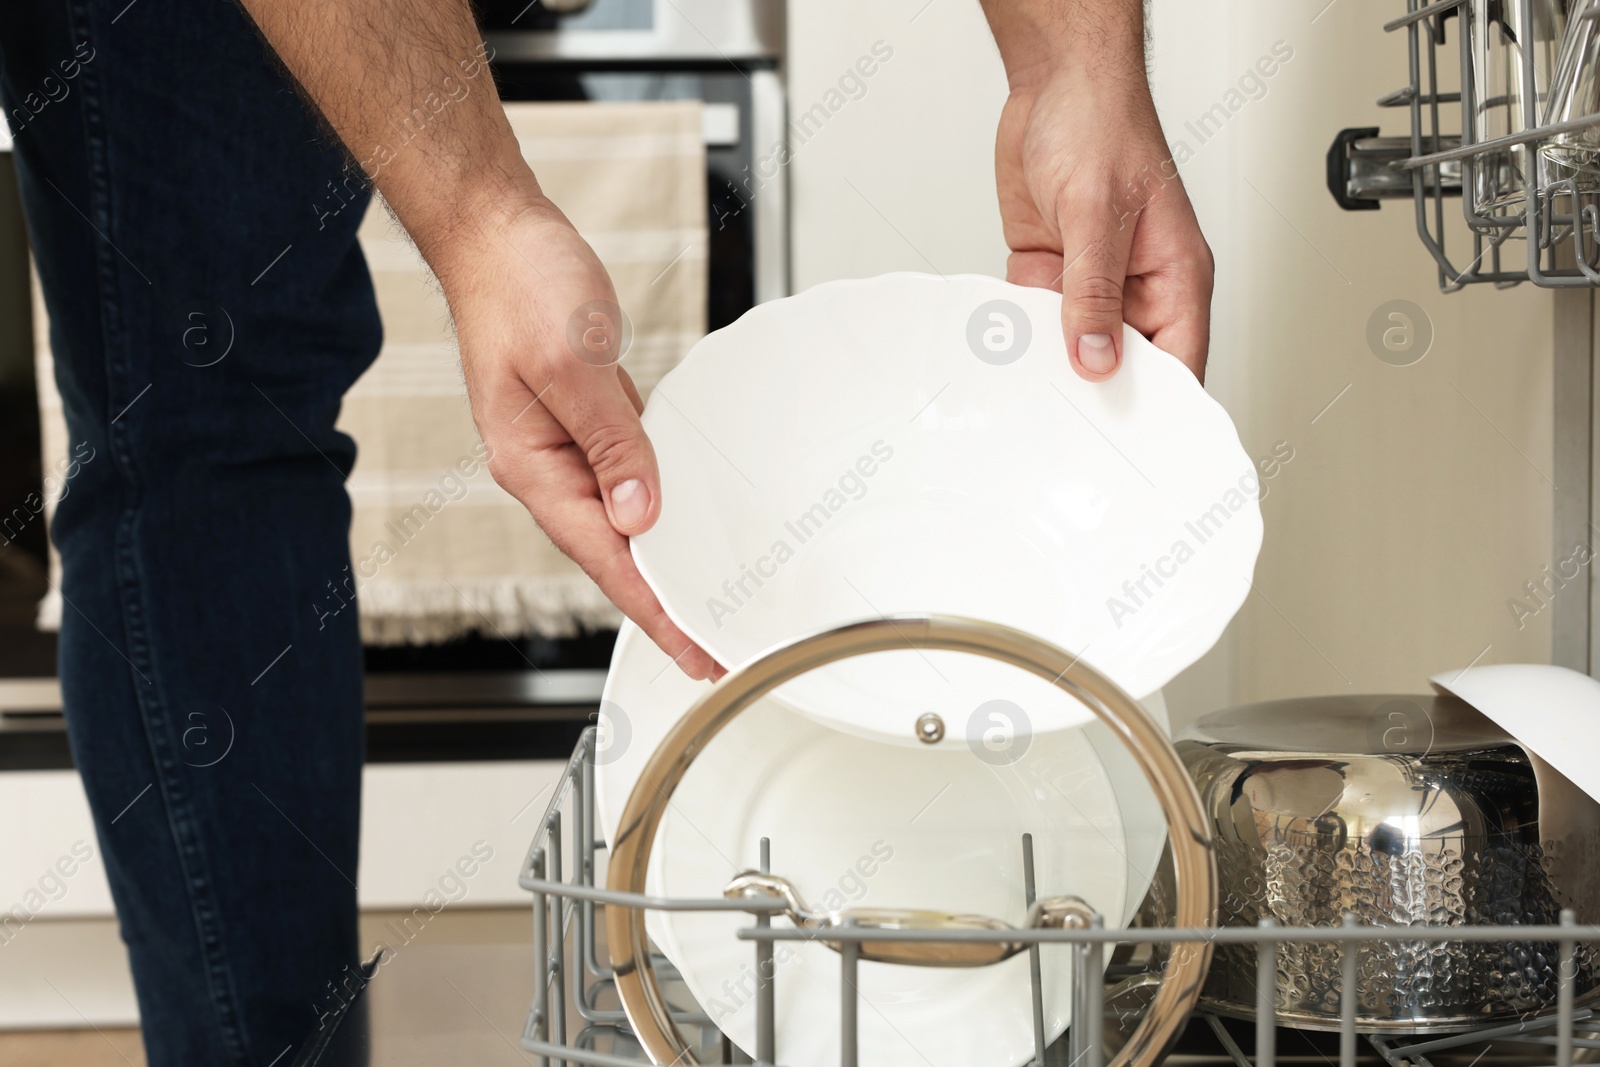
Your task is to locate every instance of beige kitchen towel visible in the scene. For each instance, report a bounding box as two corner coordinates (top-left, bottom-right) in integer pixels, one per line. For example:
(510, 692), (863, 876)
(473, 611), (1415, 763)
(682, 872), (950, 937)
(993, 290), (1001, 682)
(35, 100), (708, 642)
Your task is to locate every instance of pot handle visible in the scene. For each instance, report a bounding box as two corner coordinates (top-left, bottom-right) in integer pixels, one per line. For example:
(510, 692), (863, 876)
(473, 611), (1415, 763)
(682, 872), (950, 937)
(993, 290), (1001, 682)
(723, 870), (1100, 968)
(605, 614), (1219, 1067)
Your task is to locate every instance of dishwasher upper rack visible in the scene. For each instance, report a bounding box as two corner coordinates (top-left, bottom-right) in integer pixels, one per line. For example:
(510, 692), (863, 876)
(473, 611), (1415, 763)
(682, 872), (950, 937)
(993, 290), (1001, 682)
(1328, 0), (1600, 290)
(520, 727), (1600, 1067)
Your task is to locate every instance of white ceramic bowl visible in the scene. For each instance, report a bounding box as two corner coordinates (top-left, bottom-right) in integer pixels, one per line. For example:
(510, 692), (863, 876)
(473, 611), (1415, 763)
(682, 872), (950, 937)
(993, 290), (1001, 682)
(596, 620), (1172, 1067)
(1431, 662), (1600, 802)
(632, 273), (1261, 743)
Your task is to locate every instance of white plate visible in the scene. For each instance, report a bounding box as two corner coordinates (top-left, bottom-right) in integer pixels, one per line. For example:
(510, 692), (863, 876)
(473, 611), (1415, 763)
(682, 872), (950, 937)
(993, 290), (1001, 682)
(632, 273), (1260, 742)
(1430, 663), (1600, 802)
(597, 621), (1171, 1067)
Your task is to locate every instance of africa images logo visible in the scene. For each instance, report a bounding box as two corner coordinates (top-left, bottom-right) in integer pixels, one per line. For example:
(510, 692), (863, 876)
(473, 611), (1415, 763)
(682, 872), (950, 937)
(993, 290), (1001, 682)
(1104, 465), (1269, 628)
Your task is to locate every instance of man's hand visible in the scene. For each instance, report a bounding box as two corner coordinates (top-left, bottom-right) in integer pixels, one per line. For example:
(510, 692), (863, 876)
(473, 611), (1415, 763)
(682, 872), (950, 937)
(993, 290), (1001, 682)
(237, 0), (718, 678)
(436, 194), (722, 681)
(983, 0), (1214, 382)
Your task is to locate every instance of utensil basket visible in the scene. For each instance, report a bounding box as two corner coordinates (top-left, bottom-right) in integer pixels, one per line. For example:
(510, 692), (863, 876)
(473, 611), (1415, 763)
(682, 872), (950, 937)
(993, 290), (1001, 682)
(1330, 0), (1600, 289)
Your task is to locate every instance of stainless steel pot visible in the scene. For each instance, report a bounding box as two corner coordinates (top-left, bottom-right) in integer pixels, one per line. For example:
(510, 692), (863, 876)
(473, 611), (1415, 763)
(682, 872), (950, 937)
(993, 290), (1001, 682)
(1177, 693), (1600, 1032)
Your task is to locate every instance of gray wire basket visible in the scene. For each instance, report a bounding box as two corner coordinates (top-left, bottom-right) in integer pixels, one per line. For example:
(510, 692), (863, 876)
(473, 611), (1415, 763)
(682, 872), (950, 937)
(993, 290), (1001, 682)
(520, 726), (1600, 1067)
(1332, 0), (1600, 289)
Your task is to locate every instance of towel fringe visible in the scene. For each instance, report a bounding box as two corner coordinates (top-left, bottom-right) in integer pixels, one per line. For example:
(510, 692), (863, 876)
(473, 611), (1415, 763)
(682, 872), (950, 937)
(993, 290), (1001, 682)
(35, 577), (622, 646)
(356, 576), (622, 645)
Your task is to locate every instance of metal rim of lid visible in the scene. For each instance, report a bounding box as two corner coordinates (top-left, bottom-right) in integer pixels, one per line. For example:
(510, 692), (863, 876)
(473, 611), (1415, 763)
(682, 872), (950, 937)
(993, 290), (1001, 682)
(603, 613), (1219, 1067)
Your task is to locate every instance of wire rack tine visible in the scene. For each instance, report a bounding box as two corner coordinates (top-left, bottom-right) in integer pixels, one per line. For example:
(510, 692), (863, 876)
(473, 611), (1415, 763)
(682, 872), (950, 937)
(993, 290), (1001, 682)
(1023, 833), (1047, 1067)
(755, 837), (774, 1066)
(1255, 919), (1276, 1067)
(1562, 909), (1578, 1067)
(532, 845), (550, 1067)
(1084, 916), (1105, 1067)
(840, 918), (859, 1067)
(550, 811), (567, 1064)
(1339, 914), (1358, 1067)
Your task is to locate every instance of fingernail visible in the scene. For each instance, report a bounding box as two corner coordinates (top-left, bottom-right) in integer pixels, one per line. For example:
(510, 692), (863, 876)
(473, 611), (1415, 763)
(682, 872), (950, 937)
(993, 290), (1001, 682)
(1077, 333), (1117, 374)
(609, 479), (649, 531)
(680, 649), (720, 681)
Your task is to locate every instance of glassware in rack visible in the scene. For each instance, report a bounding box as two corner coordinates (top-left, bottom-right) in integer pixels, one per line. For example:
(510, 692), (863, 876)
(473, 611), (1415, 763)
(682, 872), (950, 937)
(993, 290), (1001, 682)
(1542, 0), (1600, 185)
(1473, 0), (1570, 215)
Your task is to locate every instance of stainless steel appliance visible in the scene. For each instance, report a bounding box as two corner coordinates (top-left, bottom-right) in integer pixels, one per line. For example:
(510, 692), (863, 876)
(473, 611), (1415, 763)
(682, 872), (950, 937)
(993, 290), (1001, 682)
(0, 0), (788, 769)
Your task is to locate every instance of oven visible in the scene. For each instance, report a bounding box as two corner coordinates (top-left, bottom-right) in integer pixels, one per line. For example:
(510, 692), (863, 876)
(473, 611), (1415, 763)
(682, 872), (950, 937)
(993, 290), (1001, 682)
(0, 0), (788, 770)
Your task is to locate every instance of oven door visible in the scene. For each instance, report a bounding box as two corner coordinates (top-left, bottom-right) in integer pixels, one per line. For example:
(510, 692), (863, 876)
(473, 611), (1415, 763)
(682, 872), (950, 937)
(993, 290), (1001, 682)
(477, 0), (783, 64)
(0, 41), (789, 769)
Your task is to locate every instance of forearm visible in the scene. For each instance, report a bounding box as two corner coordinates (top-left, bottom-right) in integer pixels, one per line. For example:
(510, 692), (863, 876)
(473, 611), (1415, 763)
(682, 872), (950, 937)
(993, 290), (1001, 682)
(979, 0), (1147, 92)
(236, 0), (533, 265)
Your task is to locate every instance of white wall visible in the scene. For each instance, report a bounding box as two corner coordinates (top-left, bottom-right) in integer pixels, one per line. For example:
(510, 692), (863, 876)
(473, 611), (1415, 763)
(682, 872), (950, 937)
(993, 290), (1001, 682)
(788, 0), (1557, 731)
(786, 0), (1009, 288)
(1148, 0), (1554, 724)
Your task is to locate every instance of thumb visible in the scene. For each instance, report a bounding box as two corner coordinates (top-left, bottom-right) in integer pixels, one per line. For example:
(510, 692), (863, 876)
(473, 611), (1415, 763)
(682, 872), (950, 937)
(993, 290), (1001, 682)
(576, 382), (660, 537)
(543, 354), (663, 538)
(565, 382), (661, 536)
(595, 413), (659, 537)
(1058, 201), (1136, 381)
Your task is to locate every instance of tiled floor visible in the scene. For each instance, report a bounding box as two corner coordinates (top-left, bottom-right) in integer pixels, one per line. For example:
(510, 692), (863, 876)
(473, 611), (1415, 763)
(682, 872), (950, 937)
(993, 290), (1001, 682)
(0, 908), (534, 1067)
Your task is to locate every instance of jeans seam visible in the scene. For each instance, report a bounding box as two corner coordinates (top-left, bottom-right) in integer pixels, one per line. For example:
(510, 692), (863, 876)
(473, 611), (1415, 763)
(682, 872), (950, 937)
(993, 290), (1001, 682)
(66, 1), (253, 1062)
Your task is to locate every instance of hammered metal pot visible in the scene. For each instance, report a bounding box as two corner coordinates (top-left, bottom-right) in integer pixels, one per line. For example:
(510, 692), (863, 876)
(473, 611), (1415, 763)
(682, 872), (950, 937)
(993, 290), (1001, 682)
(1177, 693), (1600, 1033)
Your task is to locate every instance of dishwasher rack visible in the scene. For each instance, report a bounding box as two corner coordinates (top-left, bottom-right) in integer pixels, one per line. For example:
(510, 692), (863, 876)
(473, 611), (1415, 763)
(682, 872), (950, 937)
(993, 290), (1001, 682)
(520, 727), (1600, 1067)
(1329, 0), (1600, 289)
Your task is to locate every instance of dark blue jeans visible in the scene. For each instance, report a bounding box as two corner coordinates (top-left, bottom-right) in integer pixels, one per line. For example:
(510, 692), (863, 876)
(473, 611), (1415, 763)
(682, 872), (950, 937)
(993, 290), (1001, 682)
(0, 1), (379, 1063)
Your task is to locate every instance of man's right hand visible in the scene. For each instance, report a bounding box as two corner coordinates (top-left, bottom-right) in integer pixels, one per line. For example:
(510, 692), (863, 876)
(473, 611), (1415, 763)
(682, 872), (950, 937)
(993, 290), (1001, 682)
(982, 0), (1213, 383)
(438, 193), (721, 681)
(236, 0), (717, 677)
